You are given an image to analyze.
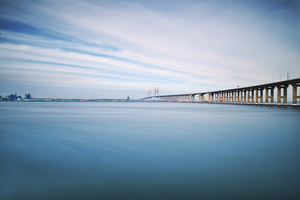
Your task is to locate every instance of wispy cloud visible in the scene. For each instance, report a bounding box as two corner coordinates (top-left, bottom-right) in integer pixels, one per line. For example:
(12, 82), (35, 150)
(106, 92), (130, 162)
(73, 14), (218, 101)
(0, 0), (300, 98)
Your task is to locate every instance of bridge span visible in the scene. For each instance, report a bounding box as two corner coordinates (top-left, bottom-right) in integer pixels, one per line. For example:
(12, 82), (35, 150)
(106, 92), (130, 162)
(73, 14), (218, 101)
(144, 78), (300, 106)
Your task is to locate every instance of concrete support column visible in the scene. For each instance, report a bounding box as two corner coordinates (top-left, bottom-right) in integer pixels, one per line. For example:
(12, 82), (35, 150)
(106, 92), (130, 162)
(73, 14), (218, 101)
(247, 90), (250, 104)
(240, 90), (242, 103)
(255, 89), (258, 104)
(221, 92), (223, 103)
(270, 87), (274, 104)
(221, 93), (222, 103)
(292, 84), (297, 105)
(234, 91), (236, 103)
(265, 87), (269, 104)
(241, 90), (243, 103)
(260, 88), (264, 104)
(228, 92), (230, 103)
(283, 85), (288, 105)
(241, 91), (244, 104)
(233, 91), (235, 103)
(242, 90), (244, 103)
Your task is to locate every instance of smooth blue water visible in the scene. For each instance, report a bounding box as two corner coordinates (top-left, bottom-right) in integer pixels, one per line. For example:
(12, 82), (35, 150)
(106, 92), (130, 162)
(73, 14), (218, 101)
(0, 102), (300, 200)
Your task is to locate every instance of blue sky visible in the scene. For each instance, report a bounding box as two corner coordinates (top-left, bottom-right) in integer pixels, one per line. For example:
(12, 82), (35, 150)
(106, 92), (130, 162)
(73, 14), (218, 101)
(0, 0), (300, 99)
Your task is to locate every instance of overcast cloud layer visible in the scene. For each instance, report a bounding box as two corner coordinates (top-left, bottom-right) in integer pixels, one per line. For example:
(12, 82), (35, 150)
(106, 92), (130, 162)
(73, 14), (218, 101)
(0, 0), (300, 99)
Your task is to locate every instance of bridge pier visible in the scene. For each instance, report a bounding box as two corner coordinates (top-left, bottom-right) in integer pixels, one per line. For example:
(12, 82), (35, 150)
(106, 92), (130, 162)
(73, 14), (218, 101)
(200, 94), (204, 103)
(277, 85), (288, 105)
(249, 89), (254, 104)
(255, 89), (258, 104)
(292, 83), (300, 105)
(260, 88), (264, 104)
(265, 86), (274, 105)
(241, 90), (245, 104)
(246, 89), (249, 104)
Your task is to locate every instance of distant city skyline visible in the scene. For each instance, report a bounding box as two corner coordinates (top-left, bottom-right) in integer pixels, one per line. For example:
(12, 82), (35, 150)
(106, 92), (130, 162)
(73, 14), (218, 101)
(1, 0), (300, 99)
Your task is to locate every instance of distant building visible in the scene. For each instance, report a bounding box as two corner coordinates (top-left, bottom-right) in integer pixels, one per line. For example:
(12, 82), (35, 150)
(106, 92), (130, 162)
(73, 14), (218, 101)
(0, 93), (23, 101)
(127, 96), (130, 100)
(25, 94), (32, 99)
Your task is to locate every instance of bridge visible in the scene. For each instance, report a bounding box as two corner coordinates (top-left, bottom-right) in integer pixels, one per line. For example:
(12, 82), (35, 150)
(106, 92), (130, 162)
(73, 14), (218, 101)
(143, 78), (300, 106)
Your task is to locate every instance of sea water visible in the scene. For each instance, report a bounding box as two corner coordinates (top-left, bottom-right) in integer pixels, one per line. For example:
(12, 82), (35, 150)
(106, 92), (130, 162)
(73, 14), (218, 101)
(0, 102), (300, 200)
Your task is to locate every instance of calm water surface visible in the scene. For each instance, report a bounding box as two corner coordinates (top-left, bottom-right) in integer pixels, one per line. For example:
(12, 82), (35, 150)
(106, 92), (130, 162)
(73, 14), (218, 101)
(0, 102), (300, 200)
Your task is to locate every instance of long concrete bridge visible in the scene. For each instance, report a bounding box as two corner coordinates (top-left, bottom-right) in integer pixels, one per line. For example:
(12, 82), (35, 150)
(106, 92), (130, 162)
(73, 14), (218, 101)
(143, 78), (300, 106)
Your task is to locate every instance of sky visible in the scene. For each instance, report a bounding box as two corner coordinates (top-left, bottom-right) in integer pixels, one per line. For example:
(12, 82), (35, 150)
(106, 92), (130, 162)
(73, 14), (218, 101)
(0, 0), (300, 99)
